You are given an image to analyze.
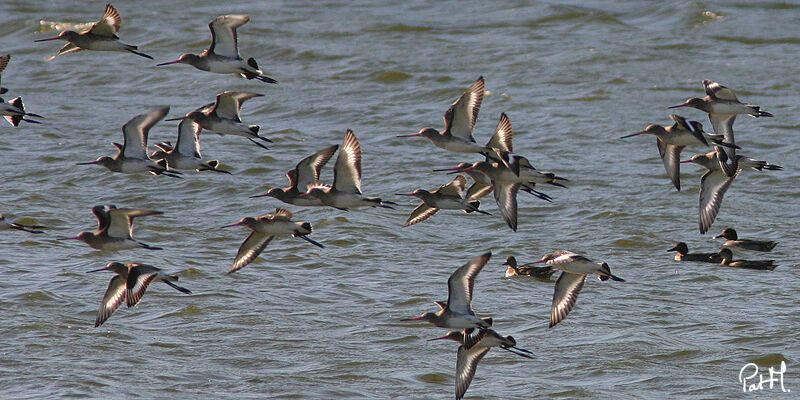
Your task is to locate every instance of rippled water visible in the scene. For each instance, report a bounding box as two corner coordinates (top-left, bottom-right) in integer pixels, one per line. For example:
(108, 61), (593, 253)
(1, 1), (798, 399)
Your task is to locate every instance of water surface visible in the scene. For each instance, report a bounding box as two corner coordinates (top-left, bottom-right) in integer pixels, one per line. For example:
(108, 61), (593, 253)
(0, 1), (798, 399)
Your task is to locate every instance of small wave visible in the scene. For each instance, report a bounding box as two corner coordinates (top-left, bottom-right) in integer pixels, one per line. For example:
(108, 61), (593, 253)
(366, 24), (432, 33)
(370, 71), (413, 83)
(712, 35), (800, 45)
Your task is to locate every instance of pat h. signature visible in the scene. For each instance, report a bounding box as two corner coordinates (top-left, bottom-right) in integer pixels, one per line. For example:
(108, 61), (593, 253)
(739, 361), (789, 393)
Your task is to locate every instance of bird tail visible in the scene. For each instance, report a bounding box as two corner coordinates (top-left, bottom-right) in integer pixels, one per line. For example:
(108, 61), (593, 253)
(199, 160), (232, 174)
(739, 157), (782, 171)
(598, 262), (625, 282)
(247, 57), (259, 70)
(370, 198), (396, 209)
(749, 105), (773, 118)
(4, 97), (27, 126)
(466, 201), (492, 215)
(244, 58), (278, 84)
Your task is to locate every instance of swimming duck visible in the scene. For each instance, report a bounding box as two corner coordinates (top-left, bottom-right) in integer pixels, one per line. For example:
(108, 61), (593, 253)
(667, 242), (722, 263)
(718, 248), (776, 271)
(502, 256), (556, 279)
(714, 228), (778, 252)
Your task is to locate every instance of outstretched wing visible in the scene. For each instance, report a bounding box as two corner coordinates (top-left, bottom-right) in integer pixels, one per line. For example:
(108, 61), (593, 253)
(446, 252), (491, 315)
(445, 76), (484, 141)
(213, 91), (262, 121)
(45, 43), (84, 61)
(295, 145), (338, 190)
(703, 79), (738, 101)
(656, 138), (683, 191)
(229, 232), (273, 273)
(485, 112), (513, 152)
(493, 181), (520, 232)
(176, 119), (203, 158)
(107, 208), (162, 238)
(403, 203), (439, 227)
(208, 14), (249, 58)
(436, 175), (467, 198)
(88, 4), (122, 37)
(550, 271), (587, 327)
(332, 130), (362, 194)
(126, 263), (160, 307)
(455, 345), (491, 400)
(698, 168), (739, 234)
(95, 275), (127, 327)
(122, 107), (169, 159)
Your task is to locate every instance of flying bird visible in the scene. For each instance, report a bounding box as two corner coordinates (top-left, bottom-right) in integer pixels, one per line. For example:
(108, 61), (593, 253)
(35, 4), (153, 60)
(76, 106), (181, 177)
(670, 79), (773, 176)
(222, 208), (323, 273)
(166, 91), (271, 149)
(301, 130), (396, 210)
(403, 252), (493, 330)
(59, 205), (163, 251)
(534, 250), (624, 328)
(680, 149), (741, 234)
(249, 145), (339, 206)
(399, 76), (491, 154)
(621, 114), (737, 191)
(397, 175), (490, 227)
(157, 14), (276, 83)
(150, 119), (230, 174)
(429, 328), (533, 400)
(88, 262), (191, 327)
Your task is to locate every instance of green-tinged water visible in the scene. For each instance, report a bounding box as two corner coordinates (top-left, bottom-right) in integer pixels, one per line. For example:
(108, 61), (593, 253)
(0, 1), (798, 399)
